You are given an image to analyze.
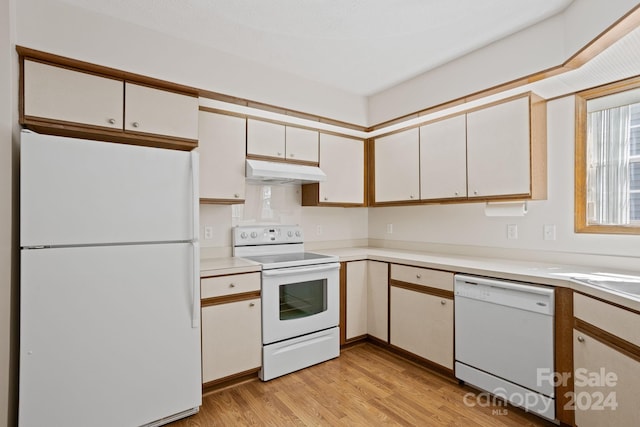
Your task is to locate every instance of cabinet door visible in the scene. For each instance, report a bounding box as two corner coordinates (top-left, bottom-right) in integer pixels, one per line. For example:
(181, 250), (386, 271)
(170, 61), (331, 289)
(318, 134), (365, 204)
(201, 298), (261, 383)
(124, 83), (198, 140)
(23, 59), (123, 130)
(345, 261), (367, 340)
(198, 111), (246, 202)
(367, 261), (388, 342)
(420, 115), (467, 200)
(247, 119), (286, 159)
(466, 96), (531, 198)
(573, 330), (640, 426)
(390, 288), (453, 369)
(285, 127), (319, 163)
(374, 128), (420, 202)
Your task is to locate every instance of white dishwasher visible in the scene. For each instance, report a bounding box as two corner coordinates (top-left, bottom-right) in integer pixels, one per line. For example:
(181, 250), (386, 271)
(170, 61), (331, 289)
(454, 274), (555, 421)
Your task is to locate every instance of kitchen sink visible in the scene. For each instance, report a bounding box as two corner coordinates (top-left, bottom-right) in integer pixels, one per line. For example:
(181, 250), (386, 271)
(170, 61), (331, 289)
(562, 272), (640, 298)
(577, 279), (640, 297)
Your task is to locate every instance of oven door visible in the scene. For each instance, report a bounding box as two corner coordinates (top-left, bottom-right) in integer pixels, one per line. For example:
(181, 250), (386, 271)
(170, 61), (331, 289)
(261, 262), (340, 344)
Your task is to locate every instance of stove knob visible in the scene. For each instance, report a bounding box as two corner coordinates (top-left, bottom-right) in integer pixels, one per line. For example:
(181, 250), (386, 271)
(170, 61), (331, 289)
(240, 232), (248, 239)
(287, 231), (293, 237)
(250, 232), (258, 239)
(295, 231), (302, 237)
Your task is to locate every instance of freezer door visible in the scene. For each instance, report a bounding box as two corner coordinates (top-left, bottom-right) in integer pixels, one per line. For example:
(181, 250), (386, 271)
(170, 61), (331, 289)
(19, 244), (201, 427)
(20, 131), (197, 246)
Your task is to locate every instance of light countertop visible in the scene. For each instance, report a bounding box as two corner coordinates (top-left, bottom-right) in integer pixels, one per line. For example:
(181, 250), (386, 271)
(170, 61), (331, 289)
(200, 246), (640, 311)
(200, 257), (261, 277)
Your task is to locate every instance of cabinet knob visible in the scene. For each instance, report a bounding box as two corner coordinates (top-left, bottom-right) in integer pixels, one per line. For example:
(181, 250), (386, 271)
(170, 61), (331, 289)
(277, 152), (282, 156)
(577, 336), (585, 343)
(249, 302), (255, 307)
(234, 193), (240, 198)
(229, 283), (235, 288)
(473, 190), (478, 195)
(108, 118), (116, 125)
(441, 300), (447, 305)
(454, 191), (459, 196)
(132, 122), (140, 128)
(410, 195), (415, 199)
(290, 153), (295, 158)
(416, 274), (422, 279)
(323, 197), (328, 201)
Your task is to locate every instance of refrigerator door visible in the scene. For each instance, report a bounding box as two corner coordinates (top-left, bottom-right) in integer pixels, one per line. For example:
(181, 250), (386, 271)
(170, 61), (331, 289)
(19, 243), (201, 427)
(20, 131), (197, 247)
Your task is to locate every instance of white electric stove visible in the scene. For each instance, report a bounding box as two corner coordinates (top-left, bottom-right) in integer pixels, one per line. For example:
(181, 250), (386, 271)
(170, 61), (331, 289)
(233, 225), (340, 381)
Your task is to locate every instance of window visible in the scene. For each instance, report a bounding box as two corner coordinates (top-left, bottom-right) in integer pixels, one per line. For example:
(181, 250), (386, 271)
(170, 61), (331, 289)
(576, 77), (640, 234)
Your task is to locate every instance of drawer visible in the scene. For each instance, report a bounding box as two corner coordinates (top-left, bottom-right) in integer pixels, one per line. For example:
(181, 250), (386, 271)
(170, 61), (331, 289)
(574, 293), (640, 347)
(201, 272), (261, 299)
(390, 264), (453, 292)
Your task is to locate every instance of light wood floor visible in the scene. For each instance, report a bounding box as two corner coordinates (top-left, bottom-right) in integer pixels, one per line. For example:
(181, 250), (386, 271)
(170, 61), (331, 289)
(170, 343), (555, 426)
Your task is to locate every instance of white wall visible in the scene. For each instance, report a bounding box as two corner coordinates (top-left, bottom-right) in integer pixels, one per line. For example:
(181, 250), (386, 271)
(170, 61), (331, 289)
(368, 0), (640, 125)
(15, 0), (369, 126)
(200, 184), (368, 256)
(0, 0), (16, 423)
(368, 96), (640, 271)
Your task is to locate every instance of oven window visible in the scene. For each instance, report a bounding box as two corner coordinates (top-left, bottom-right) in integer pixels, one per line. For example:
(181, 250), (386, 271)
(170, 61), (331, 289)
(279, 279), (327, 320)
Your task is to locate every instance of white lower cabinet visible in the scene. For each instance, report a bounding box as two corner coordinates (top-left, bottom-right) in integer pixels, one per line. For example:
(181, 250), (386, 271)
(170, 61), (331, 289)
(389, 264), (454, 369)
(345, 261), (367, 340)
(201, 299), (261, 383)
(390, 288), (453, 369)
(572, 293), (640, 426)
(344, 260), (388, 342)
(201, 272), (262, 385)
(573, 330), (640, 427)
(367, 261), (388, 342)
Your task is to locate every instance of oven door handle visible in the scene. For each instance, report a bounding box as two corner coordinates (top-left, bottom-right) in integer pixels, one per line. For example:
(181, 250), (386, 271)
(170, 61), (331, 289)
(262, 262), (341, 277)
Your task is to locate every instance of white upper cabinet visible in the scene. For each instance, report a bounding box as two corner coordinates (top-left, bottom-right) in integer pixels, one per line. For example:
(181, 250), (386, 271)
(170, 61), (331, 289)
(198, 110), (246, 202)
(124, 82), (198, 141)
(374, 128), (420, 203)
(420, 115), (467, 200)
(23, 59), (123, 130)
(246, 119), (286, 159)
(466, 96), (531, 198)
(285, 127), (319, 163)
(317, 134), (364, 204)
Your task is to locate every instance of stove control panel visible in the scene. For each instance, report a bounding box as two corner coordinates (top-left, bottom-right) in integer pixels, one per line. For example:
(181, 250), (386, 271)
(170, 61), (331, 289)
(233, 225), (304, 246)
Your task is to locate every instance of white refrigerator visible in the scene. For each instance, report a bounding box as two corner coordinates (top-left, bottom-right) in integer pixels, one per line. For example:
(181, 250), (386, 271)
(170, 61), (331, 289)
(19, 131), (202, 427)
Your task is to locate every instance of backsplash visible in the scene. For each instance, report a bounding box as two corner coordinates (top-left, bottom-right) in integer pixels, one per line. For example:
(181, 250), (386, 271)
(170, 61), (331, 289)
(200, 183), (369, 254)
(233, 184), (302, 226)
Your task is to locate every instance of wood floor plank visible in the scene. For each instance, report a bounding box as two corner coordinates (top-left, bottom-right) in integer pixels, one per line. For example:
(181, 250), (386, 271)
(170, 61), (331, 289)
(169, 343), (556, 427)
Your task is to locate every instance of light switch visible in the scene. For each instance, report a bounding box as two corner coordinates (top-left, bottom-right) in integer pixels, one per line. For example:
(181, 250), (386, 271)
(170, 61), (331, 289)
(543, 224), (556, 241)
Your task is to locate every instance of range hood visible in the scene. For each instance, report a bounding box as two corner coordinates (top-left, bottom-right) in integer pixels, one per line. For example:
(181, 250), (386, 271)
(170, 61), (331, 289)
(246, 159), (327, 184)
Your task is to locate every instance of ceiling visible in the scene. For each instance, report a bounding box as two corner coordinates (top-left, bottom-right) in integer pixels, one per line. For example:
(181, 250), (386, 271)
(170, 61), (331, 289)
(58, 0), (574, 96)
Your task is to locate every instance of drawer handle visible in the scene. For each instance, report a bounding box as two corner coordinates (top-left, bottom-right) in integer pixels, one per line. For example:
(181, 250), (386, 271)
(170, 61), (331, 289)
(416, 274), (422, 279)
(108, 118), (116, 125)
(229, 283), (235, 288)
(249, 302), (255, 307)
(577, 336), (585, 343)
(441, 300), (446, 305)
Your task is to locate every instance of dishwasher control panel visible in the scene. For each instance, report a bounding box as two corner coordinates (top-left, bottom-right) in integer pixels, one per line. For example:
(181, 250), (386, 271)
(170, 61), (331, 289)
(454, 274), (554, 316)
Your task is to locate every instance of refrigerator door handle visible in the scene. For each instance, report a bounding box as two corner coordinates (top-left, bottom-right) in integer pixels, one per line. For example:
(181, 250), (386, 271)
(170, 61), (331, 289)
(190, 150), (199, 242)
(191, 241), (200, 329)
(190, 151), (200, 329)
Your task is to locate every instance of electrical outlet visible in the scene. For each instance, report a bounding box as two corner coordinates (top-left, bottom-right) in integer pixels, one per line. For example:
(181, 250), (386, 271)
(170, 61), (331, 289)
(543, 224), (556, 241)
(386, 223), (393, 234)
(507, 224), (518, 240)
(204, 226), (213, 240)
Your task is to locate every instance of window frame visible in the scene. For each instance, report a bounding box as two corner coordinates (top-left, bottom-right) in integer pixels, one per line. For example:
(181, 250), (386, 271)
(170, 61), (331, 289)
(575, 75), (640, 234)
